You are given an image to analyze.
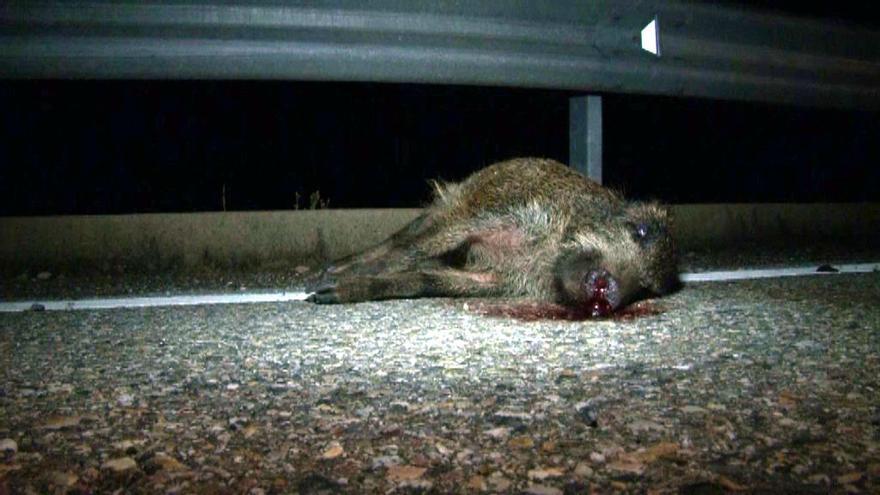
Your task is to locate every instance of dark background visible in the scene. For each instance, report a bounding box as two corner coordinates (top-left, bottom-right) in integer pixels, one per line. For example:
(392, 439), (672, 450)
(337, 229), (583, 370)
(2, 1), (880, 216)
(719, 0), (880, 29)
(0, 82), (573, 214)
(1, 79), (878, 216)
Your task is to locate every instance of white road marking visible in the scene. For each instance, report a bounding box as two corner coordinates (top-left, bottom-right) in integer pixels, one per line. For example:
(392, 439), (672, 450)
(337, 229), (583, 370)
(679, 262), (880, 283)
(0, 262), (877, 313)
(0, 291), (310, 313)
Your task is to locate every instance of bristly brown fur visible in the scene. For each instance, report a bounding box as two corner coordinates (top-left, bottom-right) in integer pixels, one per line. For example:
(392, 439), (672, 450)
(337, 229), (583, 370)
(307, 157), (679, 310)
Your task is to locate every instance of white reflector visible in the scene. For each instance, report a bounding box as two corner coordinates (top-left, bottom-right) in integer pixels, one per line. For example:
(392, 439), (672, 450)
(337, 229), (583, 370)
(641, 17), (660, 56)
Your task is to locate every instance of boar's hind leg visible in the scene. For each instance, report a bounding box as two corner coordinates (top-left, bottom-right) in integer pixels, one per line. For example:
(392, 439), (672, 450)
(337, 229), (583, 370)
(316, 212), (441, 279)
(307, 269), (499, 304)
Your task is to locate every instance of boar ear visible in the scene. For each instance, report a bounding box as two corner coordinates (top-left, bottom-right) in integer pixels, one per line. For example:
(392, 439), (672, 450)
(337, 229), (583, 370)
(624, 201), (671, 225)
(429, 179), (462, 207)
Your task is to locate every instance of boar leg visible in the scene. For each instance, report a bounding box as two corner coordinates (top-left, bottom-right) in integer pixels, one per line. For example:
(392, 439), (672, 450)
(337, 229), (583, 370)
(307, 269), (500, 304)
(316, 212), (439, 277)
(312, 211), (480, 285)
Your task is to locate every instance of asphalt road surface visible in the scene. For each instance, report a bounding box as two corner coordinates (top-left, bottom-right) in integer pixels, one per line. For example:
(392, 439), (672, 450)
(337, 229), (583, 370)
(1, 242), (878, 494)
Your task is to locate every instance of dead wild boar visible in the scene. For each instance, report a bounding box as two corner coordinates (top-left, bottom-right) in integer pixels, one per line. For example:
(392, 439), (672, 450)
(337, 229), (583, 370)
(307, 157), (679, 317)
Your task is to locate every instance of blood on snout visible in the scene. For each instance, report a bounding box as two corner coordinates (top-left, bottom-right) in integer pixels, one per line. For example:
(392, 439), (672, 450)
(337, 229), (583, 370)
(586, 296), (613, 318)
(584, 273), (614, 318)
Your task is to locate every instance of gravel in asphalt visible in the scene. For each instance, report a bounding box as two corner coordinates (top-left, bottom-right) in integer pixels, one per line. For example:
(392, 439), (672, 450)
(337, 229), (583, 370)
(1, 241), (879, 493)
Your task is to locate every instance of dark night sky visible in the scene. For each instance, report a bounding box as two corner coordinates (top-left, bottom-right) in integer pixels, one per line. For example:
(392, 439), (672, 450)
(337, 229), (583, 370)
(715, 1), (880, 29)
(0, 80), (878, 216)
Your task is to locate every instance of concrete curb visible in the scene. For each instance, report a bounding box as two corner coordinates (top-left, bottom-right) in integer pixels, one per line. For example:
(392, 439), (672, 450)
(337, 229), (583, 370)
(1, 204), (878, 272)
(671, 203), (880, 248)
(0, 209), (421, 272)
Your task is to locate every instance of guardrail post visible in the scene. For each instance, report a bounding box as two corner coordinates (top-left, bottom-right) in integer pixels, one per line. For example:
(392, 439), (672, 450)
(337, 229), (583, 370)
(569, 95), (603, 184)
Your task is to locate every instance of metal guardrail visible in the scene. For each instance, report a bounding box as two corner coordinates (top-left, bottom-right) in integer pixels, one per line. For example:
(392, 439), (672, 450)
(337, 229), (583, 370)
(1, 1), (879, 109)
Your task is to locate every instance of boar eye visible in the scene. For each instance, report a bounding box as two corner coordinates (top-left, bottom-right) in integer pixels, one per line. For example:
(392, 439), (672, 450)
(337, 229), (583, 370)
(629, 222), (651, 241)
(630, 221), (664, 246)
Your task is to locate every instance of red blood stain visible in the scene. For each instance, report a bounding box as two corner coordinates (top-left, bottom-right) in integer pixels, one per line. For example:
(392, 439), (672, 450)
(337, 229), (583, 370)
(467, 299), (662, 322)
(587, 275), (613, 317)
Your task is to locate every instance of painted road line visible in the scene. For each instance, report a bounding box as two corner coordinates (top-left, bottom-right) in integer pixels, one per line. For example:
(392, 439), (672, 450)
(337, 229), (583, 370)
(0, 262), (877, 313)
(680, 262), (880, 282)
(0, 291), (310, 313)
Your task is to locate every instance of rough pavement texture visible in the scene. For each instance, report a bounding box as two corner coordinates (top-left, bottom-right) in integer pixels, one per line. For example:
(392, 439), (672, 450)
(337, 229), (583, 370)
(1, 245), (879, 494)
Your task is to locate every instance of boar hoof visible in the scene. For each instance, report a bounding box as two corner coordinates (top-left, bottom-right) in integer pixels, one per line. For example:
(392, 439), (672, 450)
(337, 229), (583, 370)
(306, 280), (341, 304)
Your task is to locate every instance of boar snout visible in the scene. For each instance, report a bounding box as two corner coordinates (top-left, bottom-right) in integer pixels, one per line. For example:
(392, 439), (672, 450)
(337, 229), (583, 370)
(583, 269), (620, 317)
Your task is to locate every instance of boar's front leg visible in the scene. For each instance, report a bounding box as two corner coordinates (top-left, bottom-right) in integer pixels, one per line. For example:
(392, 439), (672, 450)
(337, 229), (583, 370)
(308, 269), (500, 304)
